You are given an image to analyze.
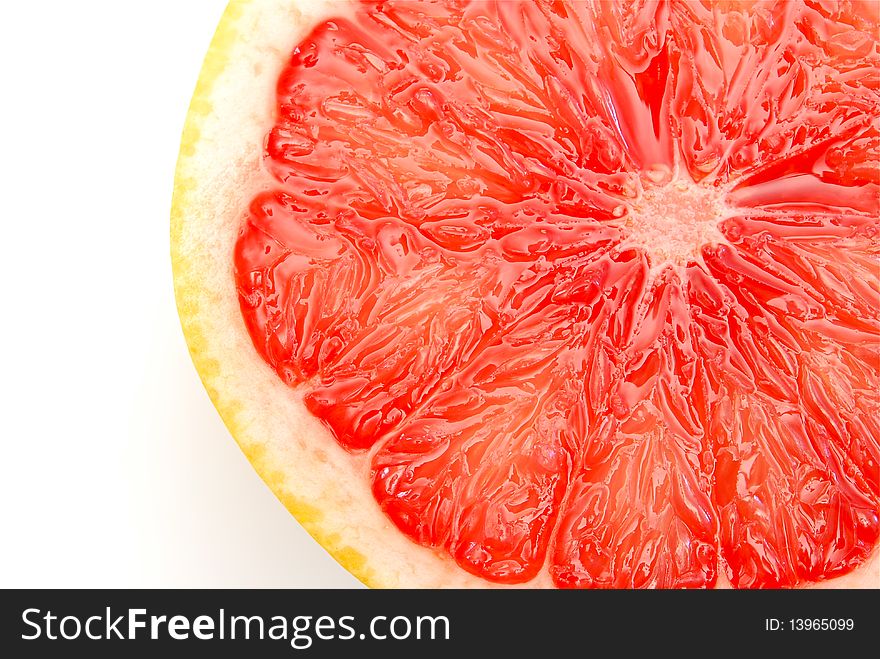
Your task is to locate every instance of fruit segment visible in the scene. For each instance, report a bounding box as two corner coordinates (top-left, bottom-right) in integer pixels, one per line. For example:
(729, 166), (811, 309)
(702, 220), (880, 587)
(552, 271), (719, 588)
(235, 0), (879, 587)
(372, 312), (576, 582)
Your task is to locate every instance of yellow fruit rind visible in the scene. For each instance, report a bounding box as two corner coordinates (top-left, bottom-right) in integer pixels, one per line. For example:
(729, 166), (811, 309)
(171, 0), (380, 589)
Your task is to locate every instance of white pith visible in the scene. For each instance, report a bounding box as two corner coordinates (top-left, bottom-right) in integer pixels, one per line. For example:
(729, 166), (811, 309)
(620, 169), (730, 270)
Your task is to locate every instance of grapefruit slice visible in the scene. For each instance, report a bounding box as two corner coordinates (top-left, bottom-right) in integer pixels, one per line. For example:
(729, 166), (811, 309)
(172, 0), (880, 588)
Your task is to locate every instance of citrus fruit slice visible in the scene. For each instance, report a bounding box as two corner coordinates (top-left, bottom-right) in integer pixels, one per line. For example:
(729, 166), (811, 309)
(172, 0), (880, 588)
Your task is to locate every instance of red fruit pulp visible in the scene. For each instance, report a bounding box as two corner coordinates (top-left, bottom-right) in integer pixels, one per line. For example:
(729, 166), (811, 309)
(234, 0), (880, 587)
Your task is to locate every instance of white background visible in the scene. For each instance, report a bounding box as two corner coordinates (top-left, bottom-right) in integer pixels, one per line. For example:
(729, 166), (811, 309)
(0, 1), (360, 587)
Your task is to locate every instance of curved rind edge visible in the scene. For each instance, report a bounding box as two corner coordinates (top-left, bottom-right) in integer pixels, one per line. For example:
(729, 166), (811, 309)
(170, 0), (381, 589)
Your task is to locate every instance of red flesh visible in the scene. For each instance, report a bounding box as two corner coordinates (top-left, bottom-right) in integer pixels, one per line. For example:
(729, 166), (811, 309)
(234, 0), (880, 588)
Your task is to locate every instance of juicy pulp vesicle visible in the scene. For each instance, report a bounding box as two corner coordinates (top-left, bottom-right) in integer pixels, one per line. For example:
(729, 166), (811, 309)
(234, 0), (880, 587)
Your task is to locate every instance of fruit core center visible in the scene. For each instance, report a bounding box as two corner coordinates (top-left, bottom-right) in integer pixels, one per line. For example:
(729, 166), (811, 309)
(620, 174), (727, 267)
